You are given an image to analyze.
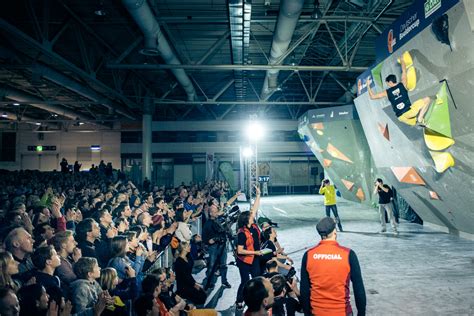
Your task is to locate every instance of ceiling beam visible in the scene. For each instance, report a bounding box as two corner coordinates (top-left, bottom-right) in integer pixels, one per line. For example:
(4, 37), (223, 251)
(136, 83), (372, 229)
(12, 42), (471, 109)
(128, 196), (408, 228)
(107, 63), (367, 72)
(0, 18), (141, 112)
(153, 15), (393, 24)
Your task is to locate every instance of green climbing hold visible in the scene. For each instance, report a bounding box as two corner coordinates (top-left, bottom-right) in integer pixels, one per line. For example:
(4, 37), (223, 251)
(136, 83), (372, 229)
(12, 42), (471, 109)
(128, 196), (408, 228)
(371, 61), (384, 88)
(425, 82), (452, 138)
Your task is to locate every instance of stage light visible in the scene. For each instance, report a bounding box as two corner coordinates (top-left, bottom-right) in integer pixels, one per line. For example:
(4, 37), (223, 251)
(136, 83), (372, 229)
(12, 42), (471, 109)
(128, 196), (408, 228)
(311, 0), (323, 20)
(242, 147), (253, 158)
(94, 1), (107, 16)
(36, 145), (43, 152)
(1, 112), (7, 118)
(246, 121), (265, 141)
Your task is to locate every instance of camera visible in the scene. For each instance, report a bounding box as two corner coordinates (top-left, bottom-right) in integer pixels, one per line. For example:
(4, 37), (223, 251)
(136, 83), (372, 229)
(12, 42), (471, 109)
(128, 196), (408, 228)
(285, 267), (297, 293)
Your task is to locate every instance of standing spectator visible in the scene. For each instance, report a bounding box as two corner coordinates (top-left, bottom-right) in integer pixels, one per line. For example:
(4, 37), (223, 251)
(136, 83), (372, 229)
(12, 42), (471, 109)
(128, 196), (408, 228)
(235, 187), (263, 309)
(74, 161), (82, 173)
(300, 217), (366, 316)
(318, 179), (343, 232)
(173, 241), (207, 305)
(60, 158), (69, 174)
(373, 178), (398, 234)
(142, 178), (151, 193)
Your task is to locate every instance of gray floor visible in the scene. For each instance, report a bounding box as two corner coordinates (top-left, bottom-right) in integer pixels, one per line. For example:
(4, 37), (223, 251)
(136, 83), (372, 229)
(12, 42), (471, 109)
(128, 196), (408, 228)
(195, 195), (474, 315)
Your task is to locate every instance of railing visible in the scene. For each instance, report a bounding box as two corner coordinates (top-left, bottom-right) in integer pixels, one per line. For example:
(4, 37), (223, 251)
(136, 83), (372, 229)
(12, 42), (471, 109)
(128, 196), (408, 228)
(146, 215), (203, 272)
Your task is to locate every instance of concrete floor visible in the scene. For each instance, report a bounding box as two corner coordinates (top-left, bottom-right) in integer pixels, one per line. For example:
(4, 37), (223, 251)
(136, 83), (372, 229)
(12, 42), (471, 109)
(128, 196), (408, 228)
(195, 195), (474, 315)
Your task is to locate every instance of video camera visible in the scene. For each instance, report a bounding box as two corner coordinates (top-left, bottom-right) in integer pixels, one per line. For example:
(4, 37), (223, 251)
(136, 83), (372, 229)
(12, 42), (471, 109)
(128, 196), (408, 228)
(217, 204), (241, 226)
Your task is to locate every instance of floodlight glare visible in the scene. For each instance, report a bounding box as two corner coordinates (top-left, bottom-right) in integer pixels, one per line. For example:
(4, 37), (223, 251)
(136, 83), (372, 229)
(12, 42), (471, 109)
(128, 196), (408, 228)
(246, 121), (264, 141)
(242, 147), (253, 158)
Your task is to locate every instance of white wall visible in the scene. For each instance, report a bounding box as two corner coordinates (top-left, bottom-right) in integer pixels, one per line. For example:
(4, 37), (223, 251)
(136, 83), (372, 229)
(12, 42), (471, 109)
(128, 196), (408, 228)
(0, 130), (121, 171)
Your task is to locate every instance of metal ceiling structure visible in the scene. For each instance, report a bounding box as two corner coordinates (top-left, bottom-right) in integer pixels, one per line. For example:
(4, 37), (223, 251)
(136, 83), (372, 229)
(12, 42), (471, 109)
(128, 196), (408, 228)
(0, 0), (413, 126)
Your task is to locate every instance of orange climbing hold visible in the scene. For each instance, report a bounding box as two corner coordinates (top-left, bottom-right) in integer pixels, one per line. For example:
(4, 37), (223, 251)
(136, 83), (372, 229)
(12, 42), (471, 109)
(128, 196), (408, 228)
(391, 167), (426, 185)
(326, 143), (353, 163)
(311, 122), (324, 130)
(323, 159), (332, 167)
(429, 191), (440, 200)
(341, 179), (355, 191)
(356, 188), (365, 201)
(377, 123), (390, 141)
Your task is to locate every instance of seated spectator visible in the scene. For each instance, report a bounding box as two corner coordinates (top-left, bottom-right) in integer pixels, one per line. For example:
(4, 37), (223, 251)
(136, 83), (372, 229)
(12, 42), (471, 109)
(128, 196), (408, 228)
(70, 257), (112, 315)
(173, 241), (207, 305)
(100, 267), (138, 316)
(242, 277), (274, 316)
(0, 287), (20, 316)
(107, 236), (145, 282)
(31, 245), (62, 297)
(0, 252), (20, 292)
(262, 259), (279, 279)
(75, 219), (101, 259)
(4, 228), (35, 281)
(138, 274), (170, 316)
(269, 274), (302, 316)
(158, 268), (187, 315)
(52, 230), (80, 295)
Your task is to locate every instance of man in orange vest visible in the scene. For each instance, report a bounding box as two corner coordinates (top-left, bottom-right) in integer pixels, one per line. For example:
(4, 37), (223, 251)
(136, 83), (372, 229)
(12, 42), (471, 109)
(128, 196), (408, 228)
(300, 217), (366, 316)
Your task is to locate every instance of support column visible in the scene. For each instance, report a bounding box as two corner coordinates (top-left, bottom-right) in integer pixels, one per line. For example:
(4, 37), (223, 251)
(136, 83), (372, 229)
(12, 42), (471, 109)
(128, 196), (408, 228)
(142, 96), (153, 183)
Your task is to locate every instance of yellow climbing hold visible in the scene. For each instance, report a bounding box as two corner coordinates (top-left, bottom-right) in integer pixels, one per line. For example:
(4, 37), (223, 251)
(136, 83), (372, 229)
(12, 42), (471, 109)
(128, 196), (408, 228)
(424, 128), (455, 151)
(429, 151), (455, 173)
(398, 51), (416, 91)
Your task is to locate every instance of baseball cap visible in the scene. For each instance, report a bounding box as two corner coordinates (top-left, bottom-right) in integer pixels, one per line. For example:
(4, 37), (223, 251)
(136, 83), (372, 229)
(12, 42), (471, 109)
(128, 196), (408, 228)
(316, 217), (336, 237)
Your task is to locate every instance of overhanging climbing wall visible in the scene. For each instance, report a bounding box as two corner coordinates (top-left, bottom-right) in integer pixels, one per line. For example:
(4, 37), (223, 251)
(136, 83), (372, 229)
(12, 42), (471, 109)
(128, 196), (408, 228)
(298, 105), (374, 205)
(354, 0), (474, 234)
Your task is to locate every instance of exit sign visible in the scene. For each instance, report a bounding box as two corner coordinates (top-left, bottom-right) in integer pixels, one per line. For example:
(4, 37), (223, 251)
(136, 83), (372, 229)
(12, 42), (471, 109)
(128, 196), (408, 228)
(27, 145), (57, 152)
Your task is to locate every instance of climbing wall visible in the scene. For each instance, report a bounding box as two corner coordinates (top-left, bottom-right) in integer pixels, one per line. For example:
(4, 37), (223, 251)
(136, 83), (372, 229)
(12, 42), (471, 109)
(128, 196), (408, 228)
(354, 1), (474, 234)
(298, 105), (374, 205)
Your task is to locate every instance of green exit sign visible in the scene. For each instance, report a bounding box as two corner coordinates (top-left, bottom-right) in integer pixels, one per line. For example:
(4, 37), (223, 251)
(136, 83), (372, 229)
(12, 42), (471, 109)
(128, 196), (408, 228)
(36, 145), (43, 152)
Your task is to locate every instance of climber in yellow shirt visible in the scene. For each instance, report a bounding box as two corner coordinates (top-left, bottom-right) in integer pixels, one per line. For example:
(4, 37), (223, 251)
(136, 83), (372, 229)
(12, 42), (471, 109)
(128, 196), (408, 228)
(319, 179), (343, 231)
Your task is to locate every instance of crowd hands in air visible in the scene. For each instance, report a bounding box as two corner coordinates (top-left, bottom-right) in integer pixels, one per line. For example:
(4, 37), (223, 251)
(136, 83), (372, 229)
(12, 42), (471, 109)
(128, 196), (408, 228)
(0, 165), (238, 316)
(0, 164), (363, 316)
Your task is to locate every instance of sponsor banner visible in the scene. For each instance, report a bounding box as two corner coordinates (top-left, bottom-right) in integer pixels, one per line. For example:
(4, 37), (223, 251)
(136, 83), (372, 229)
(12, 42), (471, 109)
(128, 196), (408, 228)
(375, 0), (459, 62)
(356, 68), (374, 96)
(299, 104), (358, 126)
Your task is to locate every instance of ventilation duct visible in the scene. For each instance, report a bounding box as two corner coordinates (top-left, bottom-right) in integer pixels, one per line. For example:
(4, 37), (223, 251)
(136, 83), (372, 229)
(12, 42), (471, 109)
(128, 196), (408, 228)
(122, 0), (197, 101)
(260, 0), (304, 99)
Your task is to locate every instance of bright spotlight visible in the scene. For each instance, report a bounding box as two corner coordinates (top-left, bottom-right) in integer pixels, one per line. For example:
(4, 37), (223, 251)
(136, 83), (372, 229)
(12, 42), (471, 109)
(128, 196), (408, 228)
(242, 147), (253, 158)
(246, 121), (264, 141)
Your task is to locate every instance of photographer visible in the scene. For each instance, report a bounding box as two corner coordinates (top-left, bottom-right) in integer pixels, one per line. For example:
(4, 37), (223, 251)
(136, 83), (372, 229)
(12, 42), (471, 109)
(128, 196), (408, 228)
(201, 203), (232, 290)
(270, 274), (302, 316)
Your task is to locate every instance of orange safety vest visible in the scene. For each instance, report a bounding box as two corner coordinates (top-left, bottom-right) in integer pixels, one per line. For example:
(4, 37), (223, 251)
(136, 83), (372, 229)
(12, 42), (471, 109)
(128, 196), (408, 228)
(305, 240), (352, 316)
(237, 223), (261, 265)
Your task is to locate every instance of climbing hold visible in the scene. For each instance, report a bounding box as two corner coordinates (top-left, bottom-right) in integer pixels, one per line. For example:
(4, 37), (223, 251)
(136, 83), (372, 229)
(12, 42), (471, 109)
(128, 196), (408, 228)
(424, 128), (455, 151)
(391, 167), (426, 185)
(398, 51), (416, 91)
(326, 143), (353, 163)
(425, 82), (452, 138)
(341, 179), (355, 191)
(356, 188), (365, 201)
(429, 191), (440, 200)
(429, 151), (455, 173)
(377, 122), (390, 141)
(323, 159), (332, 167)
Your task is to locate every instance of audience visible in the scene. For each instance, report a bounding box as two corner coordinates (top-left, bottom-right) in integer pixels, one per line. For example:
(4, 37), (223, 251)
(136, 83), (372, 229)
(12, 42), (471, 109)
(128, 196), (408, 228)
(0, 167), (270, 315)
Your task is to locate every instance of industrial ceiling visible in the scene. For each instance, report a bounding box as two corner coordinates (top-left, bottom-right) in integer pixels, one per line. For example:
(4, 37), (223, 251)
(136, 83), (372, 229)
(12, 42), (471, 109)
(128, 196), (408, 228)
(0, 0), (413, 127)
